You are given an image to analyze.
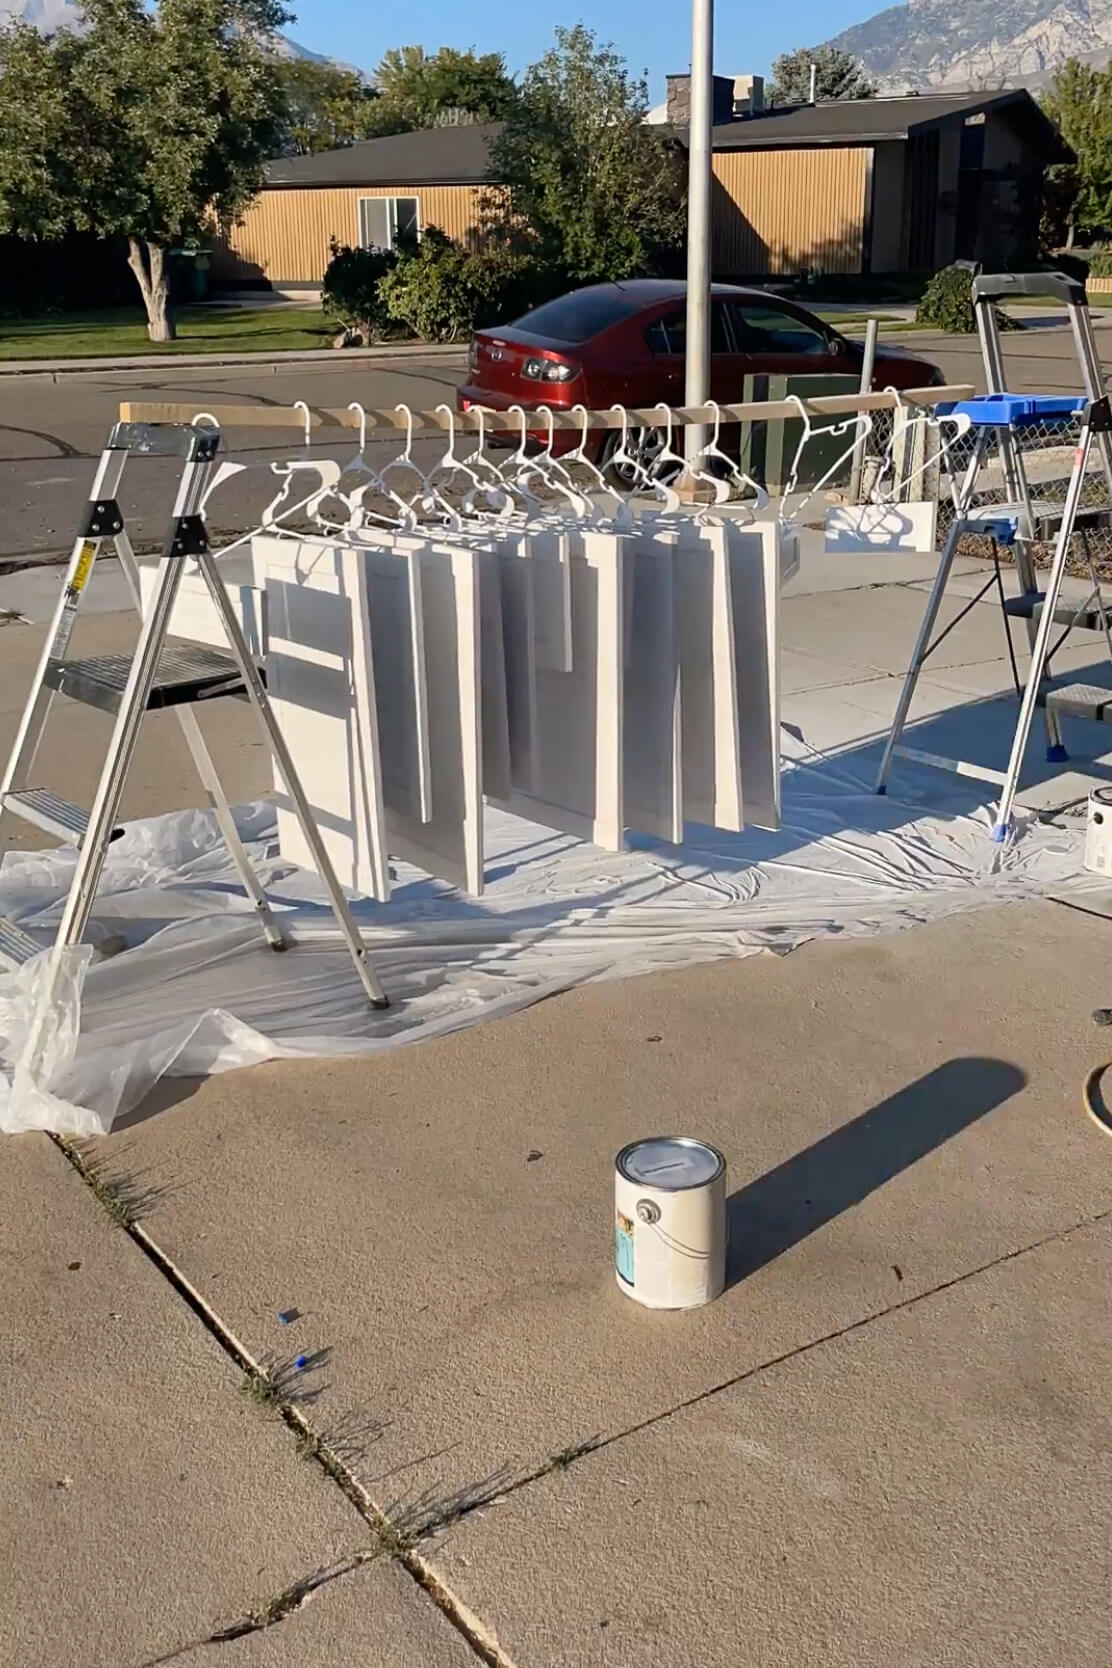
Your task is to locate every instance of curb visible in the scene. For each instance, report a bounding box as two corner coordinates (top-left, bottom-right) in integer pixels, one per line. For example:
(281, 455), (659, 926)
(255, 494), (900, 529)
(0, 341), (466, 380)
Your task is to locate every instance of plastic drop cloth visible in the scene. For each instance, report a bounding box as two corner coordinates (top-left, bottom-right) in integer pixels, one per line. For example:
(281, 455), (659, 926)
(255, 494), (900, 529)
(0, 744), (1090, 1135)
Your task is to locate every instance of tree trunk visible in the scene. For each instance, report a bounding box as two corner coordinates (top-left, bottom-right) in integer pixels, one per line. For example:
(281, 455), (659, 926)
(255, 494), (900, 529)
(1066, 219), (1077, 251)
(127, 238), (176, 341)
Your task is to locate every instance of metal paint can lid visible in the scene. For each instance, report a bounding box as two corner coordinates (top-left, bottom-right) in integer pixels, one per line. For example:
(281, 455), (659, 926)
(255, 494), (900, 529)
(616, 1137), (725, 1191)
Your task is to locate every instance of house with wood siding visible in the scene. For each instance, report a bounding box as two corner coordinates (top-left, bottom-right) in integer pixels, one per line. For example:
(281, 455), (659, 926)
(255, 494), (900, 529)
(209, 90), (1067, 290)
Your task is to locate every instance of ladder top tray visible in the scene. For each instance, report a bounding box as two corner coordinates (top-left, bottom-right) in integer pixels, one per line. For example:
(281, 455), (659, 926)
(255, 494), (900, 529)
(940, 394), (1087, 428)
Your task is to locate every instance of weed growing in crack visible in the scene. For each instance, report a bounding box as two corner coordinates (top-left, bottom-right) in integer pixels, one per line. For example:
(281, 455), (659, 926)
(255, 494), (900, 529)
(295, 1429), (320, 1462)
(550, 1436), (601, 1470)
(239, 1371), (281, 1410)
(68, 1139), (176, 1228)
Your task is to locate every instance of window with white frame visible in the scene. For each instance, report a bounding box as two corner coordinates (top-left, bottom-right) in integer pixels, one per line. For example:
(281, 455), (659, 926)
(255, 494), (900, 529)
(357, 196), (420, 252)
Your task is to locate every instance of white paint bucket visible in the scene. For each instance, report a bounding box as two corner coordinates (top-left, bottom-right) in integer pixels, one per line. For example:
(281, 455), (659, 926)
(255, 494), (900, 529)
(1085, 786), (1112, 876)
(614, 1137), (727, 1310)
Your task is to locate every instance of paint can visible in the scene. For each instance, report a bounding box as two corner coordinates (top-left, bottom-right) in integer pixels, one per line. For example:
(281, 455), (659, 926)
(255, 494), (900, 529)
(614, 1137), (727, 1310)
(1085, 786), (1112, 876)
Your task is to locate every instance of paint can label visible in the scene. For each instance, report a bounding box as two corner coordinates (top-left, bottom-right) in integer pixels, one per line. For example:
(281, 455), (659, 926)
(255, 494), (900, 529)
(614, 1208), (635, 1285)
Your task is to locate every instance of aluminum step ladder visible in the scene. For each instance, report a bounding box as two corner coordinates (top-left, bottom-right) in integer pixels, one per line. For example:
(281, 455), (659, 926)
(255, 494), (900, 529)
(994, 394), (1112, 838)
(0, 418), (389, 1019)
(876, 268), (1112, 798)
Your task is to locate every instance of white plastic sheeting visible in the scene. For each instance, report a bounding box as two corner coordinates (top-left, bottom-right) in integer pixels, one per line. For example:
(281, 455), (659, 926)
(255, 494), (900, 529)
(0, 749), (1087, 1136)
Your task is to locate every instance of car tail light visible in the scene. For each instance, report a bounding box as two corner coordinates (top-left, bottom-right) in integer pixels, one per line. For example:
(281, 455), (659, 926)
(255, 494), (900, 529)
(521, 356), (578, 384)
(467, 340), (478, 374)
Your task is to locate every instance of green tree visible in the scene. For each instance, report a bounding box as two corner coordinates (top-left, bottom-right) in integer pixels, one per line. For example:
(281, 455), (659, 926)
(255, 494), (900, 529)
(0, 0), (285, 341)
(769, 44), (876, 104)
(272, 58), (381, 155)
(368, 45), (516, 135)
(1041, 59), (1112, 246)
(489, 24), (685, 283)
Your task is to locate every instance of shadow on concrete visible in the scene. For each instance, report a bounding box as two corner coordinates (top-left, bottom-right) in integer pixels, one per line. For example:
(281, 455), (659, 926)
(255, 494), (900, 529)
(725, 1056), (1027, 1285)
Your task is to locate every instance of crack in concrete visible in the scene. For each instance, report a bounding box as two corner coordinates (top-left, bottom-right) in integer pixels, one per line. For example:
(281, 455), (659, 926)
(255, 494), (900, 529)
(135, 1550), (381, 1666)
(392, 1204), (1112, 1535)
(52, 1134), (521, 1668)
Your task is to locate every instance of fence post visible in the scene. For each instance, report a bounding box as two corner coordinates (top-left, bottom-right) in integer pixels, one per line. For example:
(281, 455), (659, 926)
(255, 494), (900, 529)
(848, 317), (878, 505)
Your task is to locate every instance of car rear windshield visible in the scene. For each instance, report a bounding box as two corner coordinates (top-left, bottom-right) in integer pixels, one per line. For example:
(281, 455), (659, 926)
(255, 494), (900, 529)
(512, 290), (644, 343)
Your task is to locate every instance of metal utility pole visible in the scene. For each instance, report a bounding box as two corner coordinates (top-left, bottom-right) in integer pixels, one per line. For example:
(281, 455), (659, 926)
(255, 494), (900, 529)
(683, 0), (714, 463)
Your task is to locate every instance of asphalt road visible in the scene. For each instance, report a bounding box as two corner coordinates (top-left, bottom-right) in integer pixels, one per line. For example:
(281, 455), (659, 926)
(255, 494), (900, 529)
(2, 318), (1112, 568)
(0, 351), (468, 568)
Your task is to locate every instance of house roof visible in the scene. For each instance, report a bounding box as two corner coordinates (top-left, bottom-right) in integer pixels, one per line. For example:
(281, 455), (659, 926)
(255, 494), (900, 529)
(710, 89), (1069, 157)
(265, 122), (500, 187)
(262, 88), (1068, 189)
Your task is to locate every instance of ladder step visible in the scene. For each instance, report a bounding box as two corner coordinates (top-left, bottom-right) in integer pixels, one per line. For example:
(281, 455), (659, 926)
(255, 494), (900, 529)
(0, 788), (124, 846)
(1045, 683), (1112, 724)
(0, 916), (42, 969)
(43, 643), (246, 715)
(1003, 593), (1111, 630)
(957, 503), (1112, 543)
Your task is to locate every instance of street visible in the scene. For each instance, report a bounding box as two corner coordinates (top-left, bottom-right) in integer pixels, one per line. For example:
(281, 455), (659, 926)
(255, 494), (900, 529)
(0, 349), (467, 567)
(4, 317), (1112, 568)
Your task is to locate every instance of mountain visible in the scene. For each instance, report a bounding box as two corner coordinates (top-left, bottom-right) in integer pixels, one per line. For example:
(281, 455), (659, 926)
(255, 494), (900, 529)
(825, 0), (1112, 92)
(0, 0), (351, 70)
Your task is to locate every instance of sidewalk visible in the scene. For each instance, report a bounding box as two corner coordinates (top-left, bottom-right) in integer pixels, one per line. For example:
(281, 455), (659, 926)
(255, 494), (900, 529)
(0, 339), (465, 380)
(4, 543), (1112, 1663)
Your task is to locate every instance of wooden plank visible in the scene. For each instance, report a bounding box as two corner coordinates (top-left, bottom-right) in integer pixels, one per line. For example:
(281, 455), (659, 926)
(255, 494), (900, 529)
(623, 530), (683, 844)
(254, 534), (392, 903)
(728, 520), (781, 832)
(493, 530), (625, 851)
(673, 521), (743, 834)
(383, 538), (484, 896)
(117, 386), (975, 435)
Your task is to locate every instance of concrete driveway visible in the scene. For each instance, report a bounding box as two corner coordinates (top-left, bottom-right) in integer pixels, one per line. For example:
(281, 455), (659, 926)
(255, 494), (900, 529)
(4, 492), (1112, 1663)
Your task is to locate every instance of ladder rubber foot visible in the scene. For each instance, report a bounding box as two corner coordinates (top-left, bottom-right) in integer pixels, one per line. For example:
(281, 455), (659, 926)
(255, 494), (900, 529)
(268, 938), (289, 953)
(876, 784), (887, 796)
(371, 996), (391, 1011)
(1046, 743), (1070, 763)
(991, 822), (1010, 843)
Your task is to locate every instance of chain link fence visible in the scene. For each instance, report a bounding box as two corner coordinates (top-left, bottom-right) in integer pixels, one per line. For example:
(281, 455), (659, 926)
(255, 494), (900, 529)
(936, 415), (1112, 579)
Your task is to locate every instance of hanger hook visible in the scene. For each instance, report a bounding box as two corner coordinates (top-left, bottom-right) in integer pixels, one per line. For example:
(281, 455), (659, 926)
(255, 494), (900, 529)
(435, 402), (457, 459)
(293, 399), (311, 447)
(394, 403), (415, 459)
(653, 402), (675, 456)
(347, 401), (368, 453)
(508, 404), (530, 463)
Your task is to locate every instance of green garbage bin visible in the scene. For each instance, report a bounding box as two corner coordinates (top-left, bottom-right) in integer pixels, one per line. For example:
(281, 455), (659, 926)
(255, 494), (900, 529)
(168, 248), (210, 303)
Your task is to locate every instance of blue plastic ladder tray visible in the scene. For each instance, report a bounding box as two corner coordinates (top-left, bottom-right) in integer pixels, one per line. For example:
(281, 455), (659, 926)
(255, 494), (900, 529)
(944, 394), (1086, 429)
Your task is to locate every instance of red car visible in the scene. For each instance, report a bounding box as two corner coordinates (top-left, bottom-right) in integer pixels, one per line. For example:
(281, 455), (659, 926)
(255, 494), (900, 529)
(457, 279), (943, 485)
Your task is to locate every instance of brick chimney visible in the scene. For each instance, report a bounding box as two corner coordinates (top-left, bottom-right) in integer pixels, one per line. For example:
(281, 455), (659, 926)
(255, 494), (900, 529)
(666, 73), (738, 126)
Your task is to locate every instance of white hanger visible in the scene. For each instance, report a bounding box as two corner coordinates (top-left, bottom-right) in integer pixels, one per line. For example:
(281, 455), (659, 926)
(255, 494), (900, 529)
(377, 404), (429, 504)
(781, 394), (872, 524)
(496, 405), (545, 512)
(460, 406), (515, 517)
(645, 403), (684, 513)
(869, 388), (971, 505)
(607, 404), (654, 503)
(528, 405), (593, 517)
(698, 399), (770, 513)
(341, 400), (417, 530)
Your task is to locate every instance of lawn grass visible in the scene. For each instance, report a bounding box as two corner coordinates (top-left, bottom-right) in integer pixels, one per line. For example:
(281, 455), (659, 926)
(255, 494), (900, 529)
(0, 304), (337, 359)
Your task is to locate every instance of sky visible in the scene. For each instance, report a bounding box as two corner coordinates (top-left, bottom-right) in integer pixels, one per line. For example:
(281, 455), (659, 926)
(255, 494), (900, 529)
(285, 0), (892, 95)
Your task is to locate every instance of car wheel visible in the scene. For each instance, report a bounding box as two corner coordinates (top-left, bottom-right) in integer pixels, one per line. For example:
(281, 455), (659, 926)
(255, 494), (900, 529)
(598, 425), (683, 493)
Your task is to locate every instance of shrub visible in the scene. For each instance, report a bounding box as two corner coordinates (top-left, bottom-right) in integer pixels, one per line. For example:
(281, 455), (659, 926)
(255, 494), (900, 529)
(380, 226), (546, 341)
(1084, 246), (1112, 278)
(321, 239), (396, 339)
(916, 264), (1019, 334)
